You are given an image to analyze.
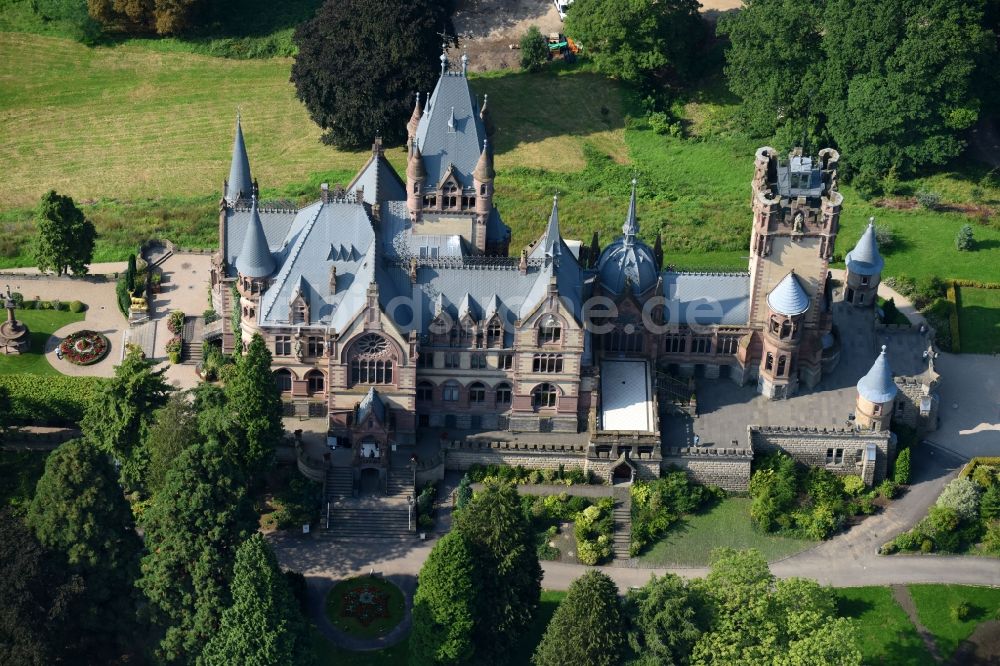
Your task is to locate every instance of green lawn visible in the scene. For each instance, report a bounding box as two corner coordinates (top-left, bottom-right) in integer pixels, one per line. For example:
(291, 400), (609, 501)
(956, 286), (1000, 354)
(909, 584), (1000, 660)
(0, 308), (84, 375)
(833, 587), (933, 666)
(0, 449), (48, 513)
(638, 498), (814, 566)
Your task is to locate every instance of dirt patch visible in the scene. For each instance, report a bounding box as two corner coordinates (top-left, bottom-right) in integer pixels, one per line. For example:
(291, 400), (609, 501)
(891, 584), (944, 664)
(950, 620), (1000, 666)
(454, 0), (563, 72)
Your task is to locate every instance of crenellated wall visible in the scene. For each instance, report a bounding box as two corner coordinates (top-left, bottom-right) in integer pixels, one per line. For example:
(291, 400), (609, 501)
(662, 446), (754, 491)
(748, 425), (894, 485)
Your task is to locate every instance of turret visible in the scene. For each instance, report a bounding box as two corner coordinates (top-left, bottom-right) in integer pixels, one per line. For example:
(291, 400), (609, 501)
(758, 271), (810, 399)
(480, 93), (495, 138)
(224, 113), (254, 205)
(234, 196), (274, 336)
(855, 346), (897, 431)
(406, 143), (426, 222)
(844, 218), (884, 307)
(406, 92), (422, 145)
(473, 139), (494, 219)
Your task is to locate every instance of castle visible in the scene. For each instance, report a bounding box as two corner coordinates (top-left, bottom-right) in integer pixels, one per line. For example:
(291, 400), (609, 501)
(209, 50), (939, 490)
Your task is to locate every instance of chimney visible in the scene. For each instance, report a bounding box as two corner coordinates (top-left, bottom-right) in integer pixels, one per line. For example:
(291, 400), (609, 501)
(519, 249), (528, 275)
(320, 182), (329, 204)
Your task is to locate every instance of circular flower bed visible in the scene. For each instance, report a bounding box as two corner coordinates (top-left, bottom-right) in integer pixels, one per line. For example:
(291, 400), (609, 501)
(59, 330), (110, 366)
(326, 575), (405, 639)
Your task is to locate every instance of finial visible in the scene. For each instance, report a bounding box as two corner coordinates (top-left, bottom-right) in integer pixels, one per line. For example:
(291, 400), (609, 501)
(881, 344), (887, 354)
(461, 52), (469, 75)
(553, 192), (559, 202)
(632, 177), (637, 186)
(869, 216), (875, 226)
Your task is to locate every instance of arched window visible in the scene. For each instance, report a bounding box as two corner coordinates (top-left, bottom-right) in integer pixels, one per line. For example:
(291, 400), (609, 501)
(532, 383), (558, 410)
(305, 370), (325, 395)
(777, 355), (787, 377)
(273, 369), (292, 393)
(442, 381), (460, 402)
(539, 317), (561, 345)
(348, 334), (395, 386)
(469, 382), (486, 404)
(486, 318), (502, 348)
(779, 320), (792, 340)
(496, 383), (512, 406)
(416, 381), (434, 402)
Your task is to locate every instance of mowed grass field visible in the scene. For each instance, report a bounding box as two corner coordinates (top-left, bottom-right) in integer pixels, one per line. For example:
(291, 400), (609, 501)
(1, 32), (1000, 283)
(956, 286), (1000, 354)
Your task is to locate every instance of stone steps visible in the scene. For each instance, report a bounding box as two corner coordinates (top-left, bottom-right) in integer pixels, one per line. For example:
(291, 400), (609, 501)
(612, 487), (632, 559)
(386, 469), (412, 500)
(326, 467), (354, 500)
(320, 503), (412, 540)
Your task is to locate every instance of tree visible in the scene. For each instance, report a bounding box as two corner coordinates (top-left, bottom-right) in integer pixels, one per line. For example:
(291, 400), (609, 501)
(138, 441), (254, 663)
(291, 0), (456, 148)
(821, 0), (988, 178)
(749, 453), (798, 531)
(33, 190), (96, 276)
(410, 531), (478, 665)
(146, 392), (200, 496)
(201, 533), (315, 665)
(718, 0), (826, 141)
(82, 345), (171, 492)
(690, 549), (861, 665)
(894, 447), (912, 485)
(564, 0), (704, 84)
(520, 26), (548, 73)
(982, 484), (1000, 521)
(533, 570), (624, 666)
(935, 477), (981, 522)
(453, 481), (542, 663)
(225, 333), (284, 479)
(624, 573), (705, 666)
(87, 0), (206, 35)
(26, 439), (143, 662)
(0, 509), (85, 666)
(956, 224), (975, 251)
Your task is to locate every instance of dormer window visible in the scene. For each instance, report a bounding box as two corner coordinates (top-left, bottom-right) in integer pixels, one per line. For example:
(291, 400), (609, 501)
(291, 299), (308, 325)
(486, 319), (502, 348)
(539, 317), (561, 345)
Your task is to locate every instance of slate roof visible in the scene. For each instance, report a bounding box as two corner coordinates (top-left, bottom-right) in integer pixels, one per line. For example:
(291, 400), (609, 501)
(356, 387), (386, 424)
(414, 70), (486, 189)
(857, 345), (898, 403)
(348, 150), (407, 207)
(598, 181), (659, 295)
(767, 271), (811, 316)
(225, 205), (299, 275)
(234, 197), (276, 278)
(845, 221), (884, 276)
(661, 272), (751, 326)
(226, 115), (253, 204)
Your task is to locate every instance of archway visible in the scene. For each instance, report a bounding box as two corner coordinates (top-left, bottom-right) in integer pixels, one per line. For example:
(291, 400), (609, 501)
(612, 461), (634, 483)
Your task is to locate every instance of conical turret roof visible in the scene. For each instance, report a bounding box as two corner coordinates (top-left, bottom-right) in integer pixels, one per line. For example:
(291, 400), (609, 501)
(235, 196), (275, 278)
(622, 178), (638, 245)
(845, 219), (884, 276)
(407, 144), (426, 180)
(473, 139), (495, 182)
(540, 196), (562, 260)
(767, 271), (811, 316)
(226, 114), (253, 204)
(857, 345), (898, 403)
(407, 92), (422, 138)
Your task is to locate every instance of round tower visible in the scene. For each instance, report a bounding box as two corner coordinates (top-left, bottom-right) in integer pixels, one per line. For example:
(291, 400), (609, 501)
(234, 196), (275, 344)
(406, 144), (426, 223)
(758, 271), (810, 399)
(844, 218), (884, 307)
(855, 345), (897, 431)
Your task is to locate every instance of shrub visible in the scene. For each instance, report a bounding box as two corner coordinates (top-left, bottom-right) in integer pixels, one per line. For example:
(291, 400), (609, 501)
(0, 374), (107, 425)
(852, 171), (883, 199)
(803, 504), (838, 540)
(575, 499), (614, 565)
(955, 224), (975, 251)
(876, 479), (899, 500)
(841, 475), (865, 497)
(68, 300), (84, 313)
(455, 474), (472, 511)
(952, 601), (972, 622)
(920, 538), (934, 553)
(203, 308), (219, 324)
(856, 495), (877, 515)
(916, 190), (941, 209)
(981, 485), (1000, 521)
(418, 514), (435, 529)
(972, 465), (997, 489)
(630, 471), (715, 555)
(49, 299), (62, 311)
(750, 454), (799, 532)
(935, 477), (981, 522)
(894, 448), (911, 485)
(923, 505), (962, 552)
(165, 336), (183, 364)
(9, 291), (24, 308)
(982, 521), (1000, 555)
(519, 25), (549, 73)
(273, 475), (322, 529)
(167, 309), (185, 335)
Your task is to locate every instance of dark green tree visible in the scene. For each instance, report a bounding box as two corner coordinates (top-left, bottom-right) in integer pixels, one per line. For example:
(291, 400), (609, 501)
(564, 0), (704, 84)
(146, 392), (200, 496)
(87, 0), (206, 35)
(821, 0), (989, 177)
(453, 480), (542, 663)
(82, 344), (171, 492)
(717, 0), (826, 141)
(0, 385), (10, 442)
(520, 25), (548, 72)
(624, 573), (705, 666)
(225, 333), (284, 479)
(956, 224), (975, 251)
(201, 533), (315, 665)
(533, 570), (624, 666)
(410, 531), (478, 665)
(138, 441), (254, 663)
(0, 509), (85, 666)
(126, 253), (137, 293)
(33, 190), (96, 276)
(26, 439), (143, 662)
(291, 0), (456, 148)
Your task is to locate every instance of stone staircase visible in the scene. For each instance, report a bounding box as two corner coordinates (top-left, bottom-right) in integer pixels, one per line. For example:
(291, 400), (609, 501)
(612, 486), (632, 560)
(181, 316), (203, 365)
(386, 467), (413, 501)
(319, 465), (413, 540)
(326, 466), (354, 500)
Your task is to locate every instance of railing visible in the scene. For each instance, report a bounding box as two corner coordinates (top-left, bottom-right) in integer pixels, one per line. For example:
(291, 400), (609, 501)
(295, 442), (328, 483)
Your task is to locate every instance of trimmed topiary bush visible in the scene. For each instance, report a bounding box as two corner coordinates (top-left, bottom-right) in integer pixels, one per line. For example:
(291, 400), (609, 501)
(894, 448), (911, 485)
(68, 300), (84, 313)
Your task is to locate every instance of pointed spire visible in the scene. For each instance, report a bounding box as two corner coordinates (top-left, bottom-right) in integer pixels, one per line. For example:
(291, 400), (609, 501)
(407, 92), (422, 139)
(623, 178), (639, 246)
(542, 195), (562, 259)
(473, 139), (495, 182)
(407, 143), (426, 180)
(846, 216), (885, 276)
(857, 345), (898, 403)
(234, 195), (275, 278)
(226, 113), (253, 204)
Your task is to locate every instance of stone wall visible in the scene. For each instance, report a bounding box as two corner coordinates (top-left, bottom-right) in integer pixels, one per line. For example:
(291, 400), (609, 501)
(588, 455), (660, 482)
(443, 439), (586, 472)
(894, 378), (938, 434)
(748, 425), (894, 485)
(662, 446), (754, 492)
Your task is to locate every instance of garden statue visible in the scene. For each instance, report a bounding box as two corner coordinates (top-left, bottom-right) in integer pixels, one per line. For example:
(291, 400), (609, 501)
(294, 332), (304, 360)
(0, 285), (30, 355)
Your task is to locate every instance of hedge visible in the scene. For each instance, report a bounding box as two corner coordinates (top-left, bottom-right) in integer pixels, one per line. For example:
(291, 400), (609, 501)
(960, 457), (1000, 479)
(0, 375), (107, 425)
(951, 279), (1000, 290)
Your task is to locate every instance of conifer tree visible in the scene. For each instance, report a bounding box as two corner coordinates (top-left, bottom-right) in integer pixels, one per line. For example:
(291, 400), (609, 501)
(410, 531), (478, 665)
(225, 333), (284, 479)
(146, 392), (200, 496)
(201, 533), (315, 665)
(533, 570), (624, 666)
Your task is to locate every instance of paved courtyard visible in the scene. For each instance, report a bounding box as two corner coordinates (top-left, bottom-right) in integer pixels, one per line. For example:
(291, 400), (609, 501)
(152, 252), (212, 389)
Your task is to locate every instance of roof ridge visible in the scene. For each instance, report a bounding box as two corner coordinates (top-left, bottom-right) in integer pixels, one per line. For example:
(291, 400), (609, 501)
(260, 202), (325, 320)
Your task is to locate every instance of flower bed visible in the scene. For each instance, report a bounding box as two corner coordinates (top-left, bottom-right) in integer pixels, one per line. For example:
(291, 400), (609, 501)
(326, 575), (405, 639)
(58, 330), (109, 366)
